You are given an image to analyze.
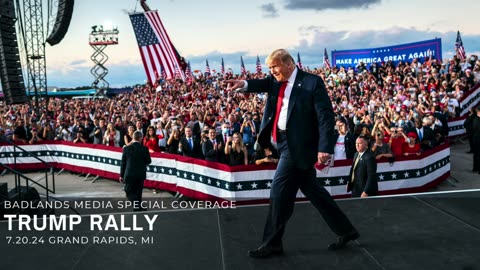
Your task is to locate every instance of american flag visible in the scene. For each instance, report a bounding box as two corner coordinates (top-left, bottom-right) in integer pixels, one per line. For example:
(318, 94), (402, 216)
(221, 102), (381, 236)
(185, 61), (192, 79)
(455, 30), (466, 60)
(160, 65), (166, 79)
(221, 58), (225, 75)
(129, 11), (185, 83)
(205, 59), (211, 75)
(297, 52), (303, 70)
(240, 56), (246, 75)
(256, 55), (262, 74)
(323, 48), (331, 69)
(174, 64), (181, 79)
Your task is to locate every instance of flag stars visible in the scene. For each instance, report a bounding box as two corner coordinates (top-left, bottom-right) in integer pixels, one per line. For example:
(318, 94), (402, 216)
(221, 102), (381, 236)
(191, 174), (195, 180)
(379, 174), (385, 181)
(225, 183), (229, 189)
(160, 168), (165, 173)
(266, 182), (272, 188)
(404, 172), (409, 178)
(199, 176), (203, 182)
(338, 178), (345, 184)
(416, 171), (421, 176)
(324, 179), (331, 185)
(208, 179), (212, 184)
(216, 181), (221, 187)
(169, 169), (173, 174)
(251, 182), (258, 189)
(236, 183), (243, 190)
(391, 173), (397, 179)
(183, 172), (187, 178)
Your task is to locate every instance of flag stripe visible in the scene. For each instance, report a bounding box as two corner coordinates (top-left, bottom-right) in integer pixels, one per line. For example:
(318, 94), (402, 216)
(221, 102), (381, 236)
(147, 12), (177, 74)
(129, 11), (186, 83)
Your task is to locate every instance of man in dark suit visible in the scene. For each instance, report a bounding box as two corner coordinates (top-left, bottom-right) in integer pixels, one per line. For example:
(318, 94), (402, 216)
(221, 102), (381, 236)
(226, 49), (358, 258)
(202, 128), (223, 162)
(178, 127), (202, 158)
(347, 136), (378, 197)
(120, 130), (152, 211)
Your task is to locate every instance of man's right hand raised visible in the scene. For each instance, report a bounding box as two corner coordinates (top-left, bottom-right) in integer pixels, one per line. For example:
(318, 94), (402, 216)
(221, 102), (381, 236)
(224, 80), (245, 91)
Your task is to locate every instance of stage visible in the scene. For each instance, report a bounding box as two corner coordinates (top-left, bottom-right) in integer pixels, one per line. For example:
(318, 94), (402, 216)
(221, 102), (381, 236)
(1, 190), (480, 270)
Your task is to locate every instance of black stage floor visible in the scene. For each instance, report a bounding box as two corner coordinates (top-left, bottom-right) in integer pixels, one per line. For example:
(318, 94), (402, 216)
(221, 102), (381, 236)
(1, 190), (480, 270)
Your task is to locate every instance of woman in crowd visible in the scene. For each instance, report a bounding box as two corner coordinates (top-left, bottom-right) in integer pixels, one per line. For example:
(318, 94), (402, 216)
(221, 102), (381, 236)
(40, 122), (55, 141)
(155, 121), (168, 151)
(166, 128), (181, 155)
(402, 132), (422, 157)
(103, 123), (120, 147)
(225, 132), (248, 166)
(143, 126), (161, 153)
(253, 145), (279, 165)
(123, 125), (135, 146)
(371, 131), (394, 160)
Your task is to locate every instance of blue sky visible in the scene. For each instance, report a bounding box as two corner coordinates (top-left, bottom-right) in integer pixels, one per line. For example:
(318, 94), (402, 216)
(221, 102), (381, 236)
(40, 0), (480, 87)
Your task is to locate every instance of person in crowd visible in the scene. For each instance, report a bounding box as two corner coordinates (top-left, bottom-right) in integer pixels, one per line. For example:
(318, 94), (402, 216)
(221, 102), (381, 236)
(28, 128), (43, 144)
(240, 113), (256, 155)
(155, 121), (168, 151)
(12, 118), (29, 144)
(73, 126), (88, 144)
(119, 130), (151, 211)
(124, 125), (135, 147)
(178, 127), (202, 158)
(225, 49), (358, 257)
(166, 128), (181, 155)
(224, 132), (248, 166)
(334, 118), (356, 160)
(90, 118), (106, 144)
(347, 136), (378, 197)
(103, 123), (121, 147)
(202, 128), (223, 162)
(253, 145), (279, 165)
(402, 132), (422, 157)
(39, 121), (55, 141)
(389, 127), (406, 157)
(371, 131), (393, 160)
(143, 126), (161, 153)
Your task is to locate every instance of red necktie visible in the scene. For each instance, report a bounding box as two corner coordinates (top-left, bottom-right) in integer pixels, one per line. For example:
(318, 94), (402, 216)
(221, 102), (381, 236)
(272, 81), (287, 143)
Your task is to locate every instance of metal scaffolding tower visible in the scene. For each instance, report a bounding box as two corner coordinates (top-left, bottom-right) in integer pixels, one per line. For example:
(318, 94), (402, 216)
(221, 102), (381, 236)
(89, 25), (119, 98)
(17, 0), (48, 104)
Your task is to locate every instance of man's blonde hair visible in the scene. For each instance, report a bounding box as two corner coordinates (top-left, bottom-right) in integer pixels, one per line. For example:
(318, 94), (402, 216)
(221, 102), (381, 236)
(266, 49), (295, 66)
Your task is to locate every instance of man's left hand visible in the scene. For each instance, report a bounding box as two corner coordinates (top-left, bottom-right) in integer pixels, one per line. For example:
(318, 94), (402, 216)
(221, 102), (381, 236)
(361, 192), (368, 198)
(317, 152), (331, 164)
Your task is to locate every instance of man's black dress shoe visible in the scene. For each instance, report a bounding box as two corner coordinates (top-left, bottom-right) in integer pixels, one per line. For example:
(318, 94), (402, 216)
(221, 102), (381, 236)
(328, 230), (360, 251)
(248, 245), (284, 258)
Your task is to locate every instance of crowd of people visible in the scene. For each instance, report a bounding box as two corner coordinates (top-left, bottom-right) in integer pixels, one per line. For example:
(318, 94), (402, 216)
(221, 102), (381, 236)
(1, 53), (479, 167)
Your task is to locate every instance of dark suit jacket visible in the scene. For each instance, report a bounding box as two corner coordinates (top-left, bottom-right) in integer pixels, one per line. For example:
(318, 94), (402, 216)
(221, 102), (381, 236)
(202, 139), (222, 162)
(245, 69), (335, 170)
(347, 150), (378, 197)
(120, 141), (152, 184)
(179, 136), (203, 158)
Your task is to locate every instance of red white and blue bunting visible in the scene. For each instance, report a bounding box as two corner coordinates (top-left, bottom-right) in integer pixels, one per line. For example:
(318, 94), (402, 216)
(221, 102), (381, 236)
(0, 142), (450, 202)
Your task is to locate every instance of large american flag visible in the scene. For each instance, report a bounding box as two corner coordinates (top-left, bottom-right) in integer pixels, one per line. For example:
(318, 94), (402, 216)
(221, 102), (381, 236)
(240, 56), (246, 75)
(455, 31), (466, 60)
(297, 52), (303, 70)
(323, 48), (331, 69)
(129, 11), (185, 84)
(256, 55), (262, 74)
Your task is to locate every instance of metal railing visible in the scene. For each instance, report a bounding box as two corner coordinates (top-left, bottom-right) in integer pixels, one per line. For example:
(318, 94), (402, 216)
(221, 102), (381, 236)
(0, 136), (56, 202)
